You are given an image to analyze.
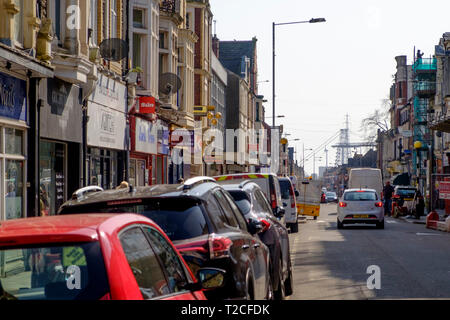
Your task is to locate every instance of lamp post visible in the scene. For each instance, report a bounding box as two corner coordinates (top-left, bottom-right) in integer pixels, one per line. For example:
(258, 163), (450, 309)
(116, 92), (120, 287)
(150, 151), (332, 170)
(272, 18), (326, 129)
(303, 145), (313, 179)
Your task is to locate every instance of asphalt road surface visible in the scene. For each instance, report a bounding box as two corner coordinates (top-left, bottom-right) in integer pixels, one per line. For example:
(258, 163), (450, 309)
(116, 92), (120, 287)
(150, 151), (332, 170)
(288, 203), (450, 299)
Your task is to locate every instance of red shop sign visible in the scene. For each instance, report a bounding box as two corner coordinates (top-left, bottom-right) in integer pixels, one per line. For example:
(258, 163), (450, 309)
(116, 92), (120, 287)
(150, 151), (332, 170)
(139, 96), (156, 114)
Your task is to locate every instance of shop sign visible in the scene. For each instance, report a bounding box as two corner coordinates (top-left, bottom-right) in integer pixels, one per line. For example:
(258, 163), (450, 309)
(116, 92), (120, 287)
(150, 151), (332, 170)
(157, 120), (170, 155)
(88, 105), (126, 150)
(90, 74), (126, 113)
(139, 96), (156, 114)
(47, 78), (72, 115)
(135, 117), (157, 154)
(0, 71), (26, 122)
(438, 181), (450, 199)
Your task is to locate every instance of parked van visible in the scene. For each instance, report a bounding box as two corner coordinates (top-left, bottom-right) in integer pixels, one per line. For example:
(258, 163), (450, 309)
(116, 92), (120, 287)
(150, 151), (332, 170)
(348, 168), (383, 197)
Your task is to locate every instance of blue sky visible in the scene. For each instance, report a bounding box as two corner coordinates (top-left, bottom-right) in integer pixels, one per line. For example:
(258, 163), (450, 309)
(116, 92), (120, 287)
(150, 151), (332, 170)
(209, 0), (450, 175)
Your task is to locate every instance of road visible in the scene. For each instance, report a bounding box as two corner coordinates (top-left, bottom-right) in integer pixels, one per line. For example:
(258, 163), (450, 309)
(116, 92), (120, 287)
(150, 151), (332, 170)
(288, 203), (450, 299)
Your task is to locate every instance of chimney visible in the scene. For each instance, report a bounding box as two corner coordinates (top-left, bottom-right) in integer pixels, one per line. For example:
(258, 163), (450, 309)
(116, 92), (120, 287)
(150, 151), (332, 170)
(212, 35), (220, 58)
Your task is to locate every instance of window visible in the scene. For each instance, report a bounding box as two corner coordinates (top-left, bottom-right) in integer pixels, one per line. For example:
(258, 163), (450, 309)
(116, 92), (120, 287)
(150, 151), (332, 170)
(133, 8), (145, 28)
(0, 242), (109, 300)
(255, 190), (273, 214)
(5, 160), (23, 220)
(204, 195), (228, 229)
(5, 128), (23, 155)
(13, 0), (24, 47)
(228, 190), (252, 215)
(223, 191), (249, 231)
(89, 0), (98, 45)
(143, 227), (190, 293)
(344, 191), (378, 201)
(214, 190), (239, 228)
(119, 227), (169, 299)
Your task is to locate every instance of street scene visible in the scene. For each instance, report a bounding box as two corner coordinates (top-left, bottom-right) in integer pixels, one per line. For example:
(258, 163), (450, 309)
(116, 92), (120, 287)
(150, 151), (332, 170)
(0, 0), (450, 304)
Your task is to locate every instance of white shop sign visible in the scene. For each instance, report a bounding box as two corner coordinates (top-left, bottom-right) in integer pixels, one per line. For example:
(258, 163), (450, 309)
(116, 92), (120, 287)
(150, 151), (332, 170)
(135, 117), (157, 154)
(89, 74), (127, 113)
(87, 103), (126, 150)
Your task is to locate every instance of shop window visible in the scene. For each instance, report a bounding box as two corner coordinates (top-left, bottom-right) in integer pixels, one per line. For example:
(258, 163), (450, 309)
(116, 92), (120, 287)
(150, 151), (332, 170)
(40, 141), (66, 216)
(5, 128), (23, 155)
(5, 160), (24, 220)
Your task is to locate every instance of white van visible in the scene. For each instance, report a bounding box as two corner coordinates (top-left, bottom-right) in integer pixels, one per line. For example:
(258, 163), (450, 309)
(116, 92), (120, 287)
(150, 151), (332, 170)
(348, 168), (383, 197)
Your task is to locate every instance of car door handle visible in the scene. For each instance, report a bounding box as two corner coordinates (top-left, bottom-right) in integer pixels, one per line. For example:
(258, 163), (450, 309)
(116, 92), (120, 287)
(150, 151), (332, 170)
(242, 245), (250, 250)
(253, 243), (261, 249)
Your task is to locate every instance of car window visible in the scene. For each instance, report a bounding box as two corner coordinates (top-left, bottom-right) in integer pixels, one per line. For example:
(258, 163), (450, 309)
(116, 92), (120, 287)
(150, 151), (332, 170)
(279, 180), (292, 199)
(142, 227), (190, 293)
(273, 177), (282, 204)
(223, 191), (249, 231)
(344, 191), (378, 201)
(255, 190), (273, 214)
(214, 190), (239, 228)
(119, 227), (170, 299)
(0, 242), (109, 300)
(228, 190), (252, 215)
(204, 194), (228, 230)
(396, 189), (416, 198)
(142, 202), (209, 241)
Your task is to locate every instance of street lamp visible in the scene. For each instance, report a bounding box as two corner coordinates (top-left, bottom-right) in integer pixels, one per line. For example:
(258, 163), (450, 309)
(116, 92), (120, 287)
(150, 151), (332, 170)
(272, 17), (326, 129)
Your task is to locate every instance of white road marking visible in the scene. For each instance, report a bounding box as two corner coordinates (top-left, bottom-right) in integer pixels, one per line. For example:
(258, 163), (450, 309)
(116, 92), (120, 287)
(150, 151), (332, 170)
(416, 232), (441, 236)
(386, 220), (398, 224)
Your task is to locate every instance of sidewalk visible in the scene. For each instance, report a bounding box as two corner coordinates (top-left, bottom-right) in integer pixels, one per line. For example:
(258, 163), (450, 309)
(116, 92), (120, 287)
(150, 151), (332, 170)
(395, 209), (447, 225)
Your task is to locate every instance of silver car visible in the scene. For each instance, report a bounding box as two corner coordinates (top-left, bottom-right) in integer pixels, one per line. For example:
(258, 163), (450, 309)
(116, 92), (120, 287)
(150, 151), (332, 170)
(337, 189), (384, 229)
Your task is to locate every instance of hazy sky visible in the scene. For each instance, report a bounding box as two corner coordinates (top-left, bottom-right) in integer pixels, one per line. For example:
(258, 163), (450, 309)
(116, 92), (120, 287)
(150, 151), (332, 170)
(209, 0), (450, 175)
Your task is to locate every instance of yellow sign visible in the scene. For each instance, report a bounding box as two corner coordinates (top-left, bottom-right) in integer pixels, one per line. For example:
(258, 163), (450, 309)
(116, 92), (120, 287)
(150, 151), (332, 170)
(280, 138), (288, 145)
(62, 247), (87, 267)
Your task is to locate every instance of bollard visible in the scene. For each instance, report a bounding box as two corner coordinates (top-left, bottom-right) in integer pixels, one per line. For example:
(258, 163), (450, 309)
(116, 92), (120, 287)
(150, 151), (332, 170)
(426, 211), (439, 230)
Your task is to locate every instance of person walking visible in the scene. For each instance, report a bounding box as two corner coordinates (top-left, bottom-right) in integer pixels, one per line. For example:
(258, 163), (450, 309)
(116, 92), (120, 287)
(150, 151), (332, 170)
(382, 181), (395, 217)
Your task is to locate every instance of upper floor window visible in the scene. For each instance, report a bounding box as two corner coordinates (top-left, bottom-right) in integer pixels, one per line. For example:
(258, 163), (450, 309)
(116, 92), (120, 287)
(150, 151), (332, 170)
(13, 0), (24, 47)
(133, 8), (145, 29)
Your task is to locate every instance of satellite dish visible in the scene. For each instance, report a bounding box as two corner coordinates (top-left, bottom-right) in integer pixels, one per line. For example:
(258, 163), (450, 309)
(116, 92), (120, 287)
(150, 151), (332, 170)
(159, 73), (182, 96)
(99, 38), (129, 62)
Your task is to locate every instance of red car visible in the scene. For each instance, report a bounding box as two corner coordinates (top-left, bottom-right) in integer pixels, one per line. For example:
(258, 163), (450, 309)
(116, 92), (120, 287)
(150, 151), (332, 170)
(0, 214), (225, 300)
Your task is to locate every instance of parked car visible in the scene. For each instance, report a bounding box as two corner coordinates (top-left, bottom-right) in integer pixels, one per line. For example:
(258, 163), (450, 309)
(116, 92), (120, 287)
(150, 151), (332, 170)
(0, 214), (225, 300)
(337, 189), (384, 229)
(213, 173), (285, 218)
(58, 177), (272, 300)
(220, 181), (294, 300)
(391, 186), (417, 217)
(71, 185), (104, 200)
(278, 177), (299, 233)
(325, 191), (338, 203)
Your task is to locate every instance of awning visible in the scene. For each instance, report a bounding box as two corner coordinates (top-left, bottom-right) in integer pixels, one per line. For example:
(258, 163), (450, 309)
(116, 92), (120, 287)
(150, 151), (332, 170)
(393, 173), (411, 186)
(0, 43), (54, 78)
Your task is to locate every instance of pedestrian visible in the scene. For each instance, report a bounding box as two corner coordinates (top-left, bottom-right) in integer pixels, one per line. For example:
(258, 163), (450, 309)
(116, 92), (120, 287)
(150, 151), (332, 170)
(178, 178), (185, 184)
(415, 191), (425, 219)
(116, 181), (129, 190)
(382, 180), (395, 217)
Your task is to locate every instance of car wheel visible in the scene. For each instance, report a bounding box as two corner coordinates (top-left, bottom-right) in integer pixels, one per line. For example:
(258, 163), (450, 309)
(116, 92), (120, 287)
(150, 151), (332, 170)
(337, 218), (344, 229)
(274, 259), (285, 300)
(290, 220), (299, 233)
(266, 273), (274, 300)
(284, 262), (294, 296)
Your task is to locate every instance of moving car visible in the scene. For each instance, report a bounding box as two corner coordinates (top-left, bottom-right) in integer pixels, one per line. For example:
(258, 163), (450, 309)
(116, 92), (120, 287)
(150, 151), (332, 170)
(220, 181), (294, 300)
(58, 177), (272, 300)
(325, 191), (338, 203)
(213, 173), (285, 218)
(0, 214), (224, 300)
(337, 188), (384, 229)
(278, 177), (299, 233)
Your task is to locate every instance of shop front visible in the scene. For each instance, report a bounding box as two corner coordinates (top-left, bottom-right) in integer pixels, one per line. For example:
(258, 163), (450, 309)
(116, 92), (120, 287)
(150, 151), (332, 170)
(87, 74), (127, 189)
(39, 77), (83, 215)
(0, 70), (27, 220)
(130, 115), (169, 186)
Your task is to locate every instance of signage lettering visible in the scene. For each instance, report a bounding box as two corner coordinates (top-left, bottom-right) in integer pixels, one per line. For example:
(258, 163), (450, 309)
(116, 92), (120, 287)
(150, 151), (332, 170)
(0, 83), (15, 108)
(101, 112), (115, 134)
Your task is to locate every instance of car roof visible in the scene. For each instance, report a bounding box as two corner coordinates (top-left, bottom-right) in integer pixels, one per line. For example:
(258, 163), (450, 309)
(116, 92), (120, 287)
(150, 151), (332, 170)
(0, 214), (157, 246)
(344, 188), (377, 193)
(60, 182), (218, 209)
(214, 173), (276, 181)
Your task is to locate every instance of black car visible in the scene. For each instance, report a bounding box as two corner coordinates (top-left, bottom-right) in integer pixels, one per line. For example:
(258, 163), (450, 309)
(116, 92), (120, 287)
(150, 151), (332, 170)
(58, 177), (272, 300)
(220, 181), (293, 300)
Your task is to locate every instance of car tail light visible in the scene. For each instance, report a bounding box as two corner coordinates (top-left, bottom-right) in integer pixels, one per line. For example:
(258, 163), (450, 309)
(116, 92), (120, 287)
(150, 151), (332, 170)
(260, 219), (271, 233)
(375, 201), (383, 207)
(289, 187), (296, 208)
(176, 240), (209, 254)
(208, 234), (233, 259)
(271, 193), (277, 209)
(339, 202), (347, 207)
